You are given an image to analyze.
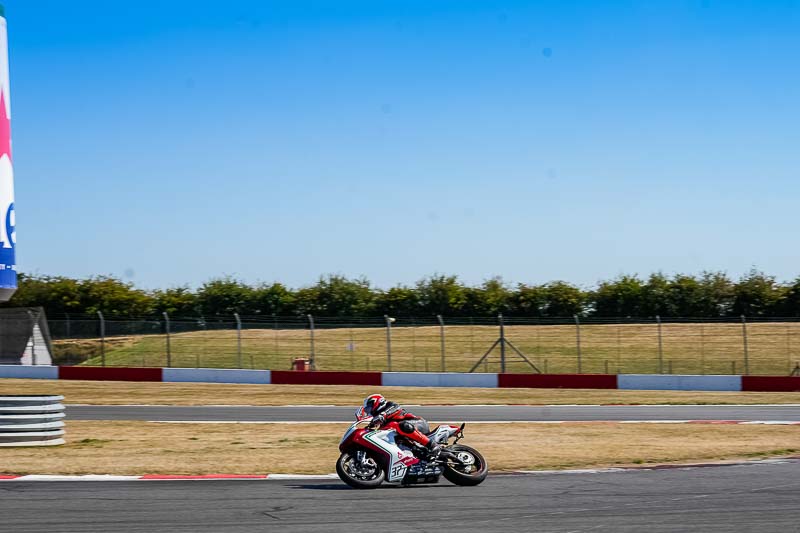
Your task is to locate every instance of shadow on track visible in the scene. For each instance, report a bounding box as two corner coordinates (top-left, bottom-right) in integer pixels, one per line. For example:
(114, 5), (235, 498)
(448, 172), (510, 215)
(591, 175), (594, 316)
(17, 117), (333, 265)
(289, 483), (462, 491)
(288, 484), (352, 491)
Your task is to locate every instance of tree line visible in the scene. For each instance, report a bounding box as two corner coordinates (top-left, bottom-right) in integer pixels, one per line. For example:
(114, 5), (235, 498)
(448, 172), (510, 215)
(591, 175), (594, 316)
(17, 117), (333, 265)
(4, 270), (800, 320)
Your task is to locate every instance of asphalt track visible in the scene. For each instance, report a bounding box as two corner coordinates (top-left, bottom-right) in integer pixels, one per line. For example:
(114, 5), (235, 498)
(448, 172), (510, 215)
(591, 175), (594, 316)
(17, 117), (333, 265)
(3, 460), (800, 532)
(66, 404), (800, 422)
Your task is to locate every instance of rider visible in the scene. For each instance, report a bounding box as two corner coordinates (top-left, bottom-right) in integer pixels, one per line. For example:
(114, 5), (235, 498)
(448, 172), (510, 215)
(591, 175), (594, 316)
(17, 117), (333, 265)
(361, 394), (441, 456)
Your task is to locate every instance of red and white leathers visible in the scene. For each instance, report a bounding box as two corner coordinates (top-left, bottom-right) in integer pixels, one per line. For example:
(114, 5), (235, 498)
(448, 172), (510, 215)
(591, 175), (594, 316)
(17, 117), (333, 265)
(362, 395), (434, 449)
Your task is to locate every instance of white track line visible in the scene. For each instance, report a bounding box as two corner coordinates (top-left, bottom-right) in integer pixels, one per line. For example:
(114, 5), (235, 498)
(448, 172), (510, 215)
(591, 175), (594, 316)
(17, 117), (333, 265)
(4, 458), (799, 482)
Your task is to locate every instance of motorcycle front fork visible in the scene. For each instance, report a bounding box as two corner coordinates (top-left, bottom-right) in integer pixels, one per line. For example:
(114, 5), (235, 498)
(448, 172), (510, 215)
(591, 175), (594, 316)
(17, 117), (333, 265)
(355, 450), (368, 465)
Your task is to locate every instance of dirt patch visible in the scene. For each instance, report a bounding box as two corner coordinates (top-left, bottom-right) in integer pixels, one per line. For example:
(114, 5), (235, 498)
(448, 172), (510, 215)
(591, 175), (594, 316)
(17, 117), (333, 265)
(0, 421), (797, 476)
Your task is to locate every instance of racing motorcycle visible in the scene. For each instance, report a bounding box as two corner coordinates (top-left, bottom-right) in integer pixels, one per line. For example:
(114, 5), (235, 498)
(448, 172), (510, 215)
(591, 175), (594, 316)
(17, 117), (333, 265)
(336, 408), (488, 489)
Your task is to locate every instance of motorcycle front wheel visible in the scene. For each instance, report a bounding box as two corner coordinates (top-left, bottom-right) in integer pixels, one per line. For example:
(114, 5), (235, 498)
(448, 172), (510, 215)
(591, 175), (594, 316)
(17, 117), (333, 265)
(336, 451), (385, 489)
(442, 444), (488, 486)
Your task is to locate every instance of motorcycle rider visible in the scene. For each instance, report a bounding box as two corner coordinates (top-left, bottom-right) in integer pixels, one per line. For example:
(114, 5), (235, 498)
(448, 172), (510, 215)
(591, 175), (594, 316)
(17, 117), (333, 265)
(361, 394), (441, 457)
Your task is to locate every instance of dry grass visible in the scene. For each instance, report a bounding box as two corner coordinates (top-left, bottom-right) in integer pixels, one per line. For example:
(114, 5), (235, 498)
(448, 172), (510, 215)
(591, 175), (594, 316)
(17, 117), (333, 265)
(53, 321), (800, 375)
(2, 378), (800, 406)
(0, 421), (797, 475)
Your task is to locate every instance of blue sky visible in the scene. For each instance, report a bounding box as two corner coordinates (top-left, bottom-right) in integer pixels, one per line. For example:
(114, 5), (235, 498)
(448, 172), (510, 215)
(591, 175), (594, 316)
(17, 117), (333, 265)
(6, 0), (800, 289)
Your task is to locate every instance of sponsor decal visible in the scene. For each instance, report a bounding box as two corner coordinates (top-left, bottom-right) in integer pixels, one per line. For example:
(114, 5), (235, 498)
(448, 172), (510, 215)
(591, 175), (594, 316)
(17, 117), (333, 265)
(0, 15), (16, 294)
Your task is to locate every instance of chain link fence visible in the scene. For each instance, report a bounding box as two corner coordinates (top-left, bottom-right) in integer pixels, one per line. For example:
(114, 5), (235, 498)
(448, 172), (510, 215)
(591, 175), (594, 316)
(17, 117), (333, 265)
(42, 314), (800, 376)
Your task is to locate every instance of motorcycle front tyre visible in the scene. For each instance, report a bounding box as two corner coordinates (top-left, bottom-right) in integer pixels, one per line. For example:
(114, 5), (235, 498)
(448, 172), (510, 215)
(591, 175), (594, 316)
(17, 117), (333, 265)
(442, 445), (489, 486)
(336, 452), (386, 489)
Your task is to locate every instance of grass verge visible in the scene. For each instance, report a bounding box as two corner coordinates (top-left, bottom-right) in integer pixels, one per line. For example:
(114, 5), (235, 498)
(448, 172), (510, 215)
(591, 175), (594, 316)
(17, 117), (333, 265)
(0, 421), (798, 476)
(2, 379), (800, 406)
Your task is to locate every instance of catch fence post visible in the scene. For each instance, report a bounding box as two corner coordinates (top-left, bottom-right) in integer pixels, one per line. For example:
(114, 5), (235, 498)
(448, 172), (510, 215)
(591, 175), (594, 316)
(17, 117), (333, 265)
(384, 315), (394, 372)
(26, 309), (37, 365)
(234, 313), (242, 369)
(163, 311), (171, 367)
(498, 314), (507, 373)
(656, 315), (663, 374)
(700, 323), (706, 375)
(574, 315), (582, 374)
(787, 324), (792, 375)
(273, 314), (279, 364)
(97, 311), (106, 367)
(65, 312), (71, 338)
(741, 315), (749, 375)
(307, 314), (316, 370)
(437, 314), (446, 372)
(195, 315), (204, 368)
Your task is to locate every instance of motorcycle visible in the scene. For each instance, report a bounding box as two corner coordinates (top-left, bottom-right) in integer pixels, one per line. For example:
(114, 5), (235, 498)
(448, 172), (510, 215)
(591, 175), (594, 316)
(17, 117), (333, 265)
(336, 408), (488, 489)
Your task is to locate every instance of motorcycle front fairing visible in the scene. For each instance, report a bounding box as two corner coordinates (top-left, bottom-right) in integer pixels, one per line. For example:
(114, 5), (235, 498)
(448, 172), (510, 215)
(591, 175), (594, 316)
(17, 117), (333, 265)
(339, 418), (419, 483)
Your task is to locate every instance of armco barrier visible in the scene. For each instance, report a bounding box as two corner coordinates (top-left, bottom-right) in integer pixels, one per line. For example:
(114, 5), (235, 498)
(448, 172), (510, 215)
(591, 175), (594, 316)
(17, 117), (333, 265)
(2, 365), (800, 392)
(270, 370), (382, 386)
(742, 376), (800, 392)
(382, 372), (499, 388)
(163, 368), (271, 384)
(618, 374), (743, 392)
(0, 395), (65, 447)
(0, 365), (58, 380)
(58, 366), (163, 382)
(498, 373), (618, 389)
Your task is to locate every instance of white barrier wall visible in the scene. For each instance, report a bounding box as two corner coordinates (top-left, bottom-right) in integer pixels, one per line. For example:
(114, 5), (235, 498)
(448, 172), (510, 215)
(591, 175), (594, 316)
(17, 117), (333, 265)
(0, 365), (58, 380)
(618, 374), (742, 392)
(162, 368), (271, 385)
(382, 372), (499, 388)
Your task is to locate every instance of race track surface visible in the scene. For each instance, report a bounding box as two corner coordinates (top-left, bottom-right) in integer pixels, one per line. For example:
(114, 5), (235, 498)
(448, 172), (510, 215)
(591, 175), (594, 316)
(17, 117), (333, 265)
(2, 461), (799, 532)
(66, 404), (800, 422)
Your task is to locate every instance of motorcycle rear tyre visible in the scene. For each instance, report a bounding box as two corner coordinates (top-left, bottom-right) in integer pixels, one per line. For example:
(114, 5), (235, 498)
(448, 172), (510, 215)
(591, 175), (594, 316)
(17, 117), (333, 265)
(336, 451), (385, 489)
(442, 445), (488, 486)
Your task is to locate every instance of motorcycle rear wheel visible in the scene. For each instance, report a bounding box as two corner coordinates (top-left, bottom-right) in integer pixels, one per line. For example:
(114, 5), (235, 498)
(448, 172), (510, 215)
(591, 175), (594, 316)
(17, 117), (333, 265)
(336, 451), (385, 489)
(442, 445), (488, 486)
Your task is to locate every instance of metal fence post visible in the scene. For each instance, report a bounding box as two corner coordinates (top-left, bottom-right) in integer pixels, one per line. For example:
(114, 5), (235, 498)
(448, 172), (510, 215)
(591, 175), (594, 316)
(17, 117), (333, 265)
(741, 314), (749, 375)
(27, 310), (37, 365)
(498, 314), (507, 374)
(163, 311), (171, 368)
(700, 323), (705, 375)
(574, 315), (582, 374)
(787, 323), (792, 375)
(197, 315), (206, 368)
(65, 312), (71, 338)
(97, 311), (106, 367)
(436, 314), (446, 372)
(234, 313), (242, 369)
(656, 315), (663, 374)
(273, 314), (279, 362)
(307, 314), (316, 370)
(384, 315), (394, 372)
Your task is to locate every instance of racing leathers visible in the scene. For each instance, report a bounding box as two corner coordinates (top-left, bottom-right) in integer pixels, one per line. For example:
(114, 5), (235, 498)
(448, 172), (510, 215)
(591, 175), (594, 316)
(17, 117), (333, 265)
(369, 401), (440, 455)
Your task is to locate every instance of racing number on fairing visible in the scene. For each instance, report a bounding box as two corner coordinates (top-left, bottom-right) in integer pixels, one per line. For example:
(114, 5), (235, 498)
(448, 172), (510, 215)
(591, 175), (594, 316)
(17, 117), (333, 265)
(391, 464), (407, 479)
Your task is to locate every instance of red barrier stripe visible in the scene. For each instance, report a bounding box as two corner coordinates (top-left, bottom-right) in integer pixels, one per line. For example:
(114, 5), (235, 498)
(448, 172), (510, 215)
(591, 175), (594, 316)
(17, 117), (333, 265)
(0, 475), (20, 479)
(139, 474), (268, 480)
(741, 376), (800, 392)
(58, 366), (163, 382)
(498, 373), (618, 389)
(270, 370), (382, 386)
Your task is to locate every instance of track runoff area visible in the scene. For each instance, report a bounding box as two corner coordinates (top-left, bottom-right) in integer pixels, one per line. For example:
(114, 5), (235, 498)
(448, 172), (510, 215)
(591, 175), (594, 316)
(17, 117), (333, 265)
(2, 366), (800, 532)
